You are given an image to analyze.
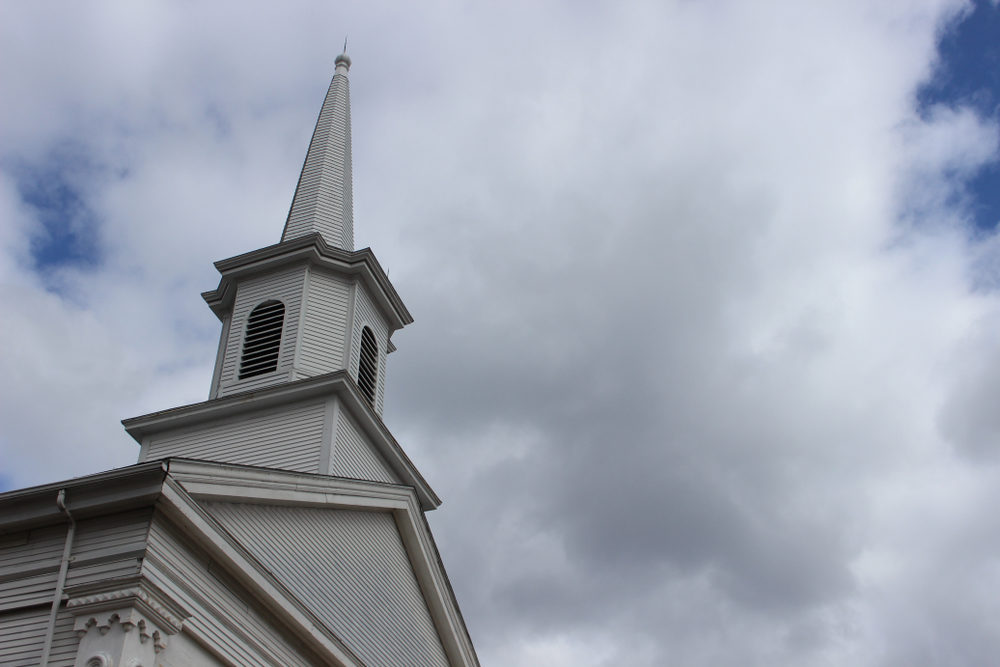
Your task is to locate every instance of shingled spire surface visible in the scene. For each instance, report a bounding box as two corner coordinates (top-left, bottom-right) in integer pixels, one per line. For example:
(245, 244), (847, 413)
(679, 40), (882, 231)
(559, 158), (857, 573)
(281, 51), (354, 249)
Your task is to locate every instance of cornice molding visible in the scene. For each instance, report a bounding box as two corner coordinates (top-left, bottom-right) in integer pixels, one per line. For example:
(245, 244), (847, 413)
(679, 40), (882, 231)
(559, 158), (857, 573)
(71, 606), (170, 655)
(122, 371), (440, 510)
(66, 578), (188, 636)
(201, 233), (412, 330)
(0, 462), (167, 531)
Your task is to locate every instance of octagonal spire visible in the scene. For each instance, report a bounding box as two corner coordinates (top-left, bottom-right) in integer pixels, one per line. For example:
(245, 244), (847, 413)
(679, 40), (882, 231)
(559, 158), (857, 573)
(281, 50), (354, 249)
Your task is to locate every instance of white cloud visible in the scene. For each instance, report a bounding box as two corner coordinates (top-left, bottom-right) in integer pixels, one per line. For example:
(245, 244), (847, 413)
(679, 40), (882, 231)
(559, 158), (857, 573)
(2, 0), (1000, 664)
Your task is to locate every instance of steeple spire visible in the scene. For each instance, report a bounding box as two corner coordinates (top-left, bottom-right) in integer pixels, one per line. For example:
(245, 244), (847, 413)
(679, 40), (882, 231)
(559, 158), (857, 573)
(281, 49), (354, 249)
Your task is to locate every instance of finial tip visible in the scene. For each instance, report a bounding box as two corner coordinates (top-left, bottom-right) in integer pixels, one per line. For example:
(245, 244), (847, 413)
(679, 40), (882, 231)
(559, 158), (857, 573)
(335, 37), (351, 70)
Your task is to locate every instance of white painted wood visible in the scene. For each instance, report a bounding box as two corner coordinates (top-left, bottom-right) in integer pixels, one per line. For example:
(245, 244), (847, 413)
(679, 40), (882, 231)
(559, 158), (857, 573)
(217, 266), (306, 397)
(281, 58), (354, 250)
(319, 396), (338, 476)
(142, 401), (326, 473)
(350, 282), (391, 414)
(152, 481), (362, 666)
(208, 313), (230, 400)
(333, 405), (400, 484)
(206, 502), (450, 667)
(0, 606), (77, 666)
(143, 519), (321, 667)
(157, 630), (225, 666)
(298, 267), (351, 376)
(0, 509), (155, 666)
(125, 374), (442, 510)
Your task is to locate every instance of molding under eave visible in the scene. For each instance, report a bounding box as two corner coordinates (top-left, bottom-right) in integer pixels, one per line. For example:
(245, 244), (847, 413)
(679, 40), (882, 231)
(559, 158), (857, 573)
(201, 233), (412, 330)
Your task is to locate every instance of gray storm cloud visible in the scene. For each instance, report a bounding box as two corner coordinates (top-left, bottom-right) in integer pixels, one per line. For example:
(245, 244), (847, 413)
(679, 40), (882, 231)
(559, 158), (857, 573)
(2, 1), (999, 665)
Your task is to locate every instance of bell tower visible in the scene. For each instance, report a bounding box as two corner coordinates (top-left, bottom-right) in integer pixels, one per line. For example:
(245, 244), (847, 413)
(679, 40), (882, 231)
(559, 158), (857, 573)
(0, 50), (478, 667)
(127, 52), (427, 495)
(200, 51), (410, 417)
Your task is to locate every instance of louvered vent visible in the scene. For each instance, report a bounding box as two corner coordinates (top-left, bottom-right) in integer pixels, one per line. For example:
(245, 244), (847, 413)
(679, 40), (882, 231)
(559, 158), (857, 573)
(358, 326), (378, 403)
(239, 300), (285, 379)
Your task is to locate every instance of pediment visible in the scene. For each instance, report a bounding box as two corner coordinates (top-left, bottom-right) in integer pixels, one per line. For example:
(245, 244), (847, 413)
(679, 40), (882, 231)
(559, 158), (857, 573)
(204, 500), (449, 667)
(165, 461), (477, 666)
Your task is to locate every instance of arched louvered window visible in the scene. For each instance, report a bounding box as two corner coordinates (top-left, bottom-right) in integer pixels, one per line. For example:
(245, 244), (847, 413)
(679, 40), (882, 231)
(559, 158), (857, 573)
(239, 300), (285, 379)
(358, 326), (378, 403)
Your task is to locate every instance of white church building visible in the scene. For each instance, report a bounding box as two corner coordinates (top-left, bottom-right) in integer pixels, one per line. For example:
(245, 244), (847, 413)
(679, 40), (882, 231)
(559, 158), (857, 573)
(0, 52), (480, 666)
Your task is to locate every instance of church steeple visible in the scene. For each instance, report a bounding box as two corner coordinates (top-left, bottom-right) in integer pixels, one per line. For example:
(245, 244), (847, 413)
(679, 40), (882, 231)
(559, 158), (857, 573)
(192, 54), (411, 408)
(281, 49), (354, 249)
(108, 53), (479, 667)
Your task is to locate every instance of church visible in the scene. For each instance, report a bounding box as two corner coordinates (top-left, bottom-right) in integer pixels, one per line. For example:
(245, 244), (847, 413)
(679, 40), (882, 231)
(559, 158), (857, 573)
(0, 52), (480, 666)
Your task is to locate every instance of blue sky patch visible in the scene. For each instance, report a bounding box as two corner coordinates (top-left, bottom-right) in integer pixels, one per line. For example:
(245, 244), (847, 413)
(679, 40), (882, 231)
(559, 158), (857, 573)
(918, 0), (1000, 232)
(14, 146), (103, 273)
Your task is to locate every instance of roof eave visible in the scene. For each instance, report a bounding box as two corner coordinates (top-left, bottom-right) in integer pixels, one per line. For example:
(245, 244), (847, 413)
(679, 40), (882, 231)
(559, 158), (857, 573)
(0, 461), (169, 532)
(121, 371), (440, 511)
(202, 233), (412, 329)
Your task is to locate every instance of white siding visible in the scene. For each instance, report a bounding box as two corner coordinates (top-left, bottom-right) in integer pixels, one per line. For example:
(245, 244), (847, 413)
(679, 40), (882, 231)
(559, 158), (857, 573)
(0, 509), (153, 666)
(143, 401), (326, 473)
(332, 407), (399, 484)
(0, 525), (62, 612)
(298, 268), (351, 376)
(205, 503), (449, 667)
(144, 515), (322, 667)
(0, 509), (151, 613)
(67, 509), (151, 590)
(281, 70), (354, 250)
(0, 606), (77, 666)
(218, 266), (306, 397)
(350, 284), (390, 414)
(159, 630), (226, 666)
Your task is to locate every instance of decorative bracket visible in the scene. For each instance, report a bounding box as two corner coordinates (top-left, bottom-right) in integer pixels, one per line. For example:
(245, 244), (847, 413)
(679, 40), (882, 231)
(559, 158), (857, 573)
(66, 580), (188, 666)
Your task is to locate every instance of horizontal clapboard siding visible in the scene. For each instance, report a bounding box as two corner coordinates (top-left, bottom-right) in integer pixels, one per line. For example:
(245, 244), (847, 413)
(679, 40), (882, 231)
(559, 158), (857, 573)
(0, 510), (151, 665)
(206, 503), (448, 667)
(144, 401), (325, 473)
(144, 516), (318, 667)
(218, 266), (305, 397)
(0, 509), (151, 613)
(298, 268), (351, 376)
(332, 407), (399, 484)
(66, 508), (151, 588)
(351, 285), (389, 414)
(0, 606), (77, 666)
(0, 525), (63, 611)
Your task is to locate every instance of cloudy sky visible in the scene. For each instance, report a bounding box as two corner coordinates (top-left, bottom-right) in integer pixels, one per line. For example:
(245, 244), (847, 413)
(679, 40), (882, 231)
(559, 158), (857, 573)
(3, 1), (1000, 664)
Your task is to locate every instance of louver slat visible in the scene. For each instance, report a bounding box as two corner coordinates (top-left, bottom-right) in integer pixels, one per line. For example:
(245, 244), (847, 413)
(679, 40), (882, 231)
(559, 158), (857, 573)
(357, 327), (378, 403)
(239, 300), (285, 379)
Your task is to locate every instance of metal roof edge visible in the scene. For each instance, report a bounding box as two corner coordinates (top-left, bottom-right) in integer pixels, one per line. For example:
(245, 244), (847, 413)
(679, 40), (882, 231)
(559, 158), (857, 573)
(0, 461), (168, 531)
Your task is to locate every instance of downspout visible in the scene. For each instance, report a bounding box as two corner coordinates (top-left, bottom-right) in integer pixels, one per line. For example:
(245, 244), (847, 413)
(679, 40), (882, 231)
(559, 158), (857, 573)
(40, 488), (76, 666)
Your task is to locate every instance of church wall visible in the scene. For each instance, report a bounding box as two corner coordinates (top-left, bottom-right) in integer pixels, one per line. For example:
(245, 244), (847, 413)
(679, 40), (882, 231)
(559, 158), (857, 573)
(65, 507), (151, 589)
(0, 606), (77, 666)
(141, 400), (326, 473)
(0, 508), (151, 613)
(144, 514), (326, 667)
(0, 523), (63, 612)
(331, 402), (400, 483)
(298, 267), (351, 376)
(0, 507), (154, 666)
(157, 629), (226, 666)
(350, 282), (390, 414)
(205, 502), (450, 667)
(217, 265), (306, 397)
